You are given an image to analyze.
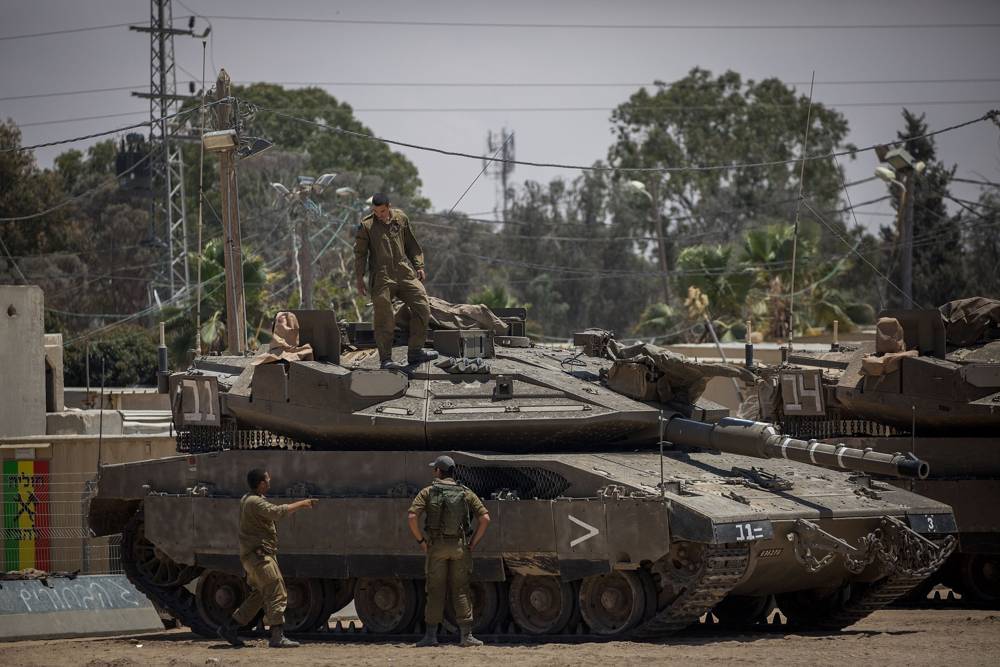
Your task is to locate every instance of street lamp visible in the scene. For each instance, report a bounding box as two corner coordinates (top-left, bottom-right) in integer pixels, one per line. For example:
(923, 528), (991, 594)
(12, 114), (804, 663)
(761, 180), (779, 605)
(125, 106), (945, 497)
(625, 179), (670, 304)
(874, 146), (925, 309)
(271, 174), (337, 308)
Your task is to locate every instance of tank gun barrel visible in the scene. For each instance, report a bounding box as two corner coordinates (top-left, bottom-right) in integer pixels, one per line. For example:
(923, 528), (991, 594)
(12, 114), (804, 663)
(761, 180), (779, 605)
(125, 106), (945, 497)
(664, 417), (929, 480)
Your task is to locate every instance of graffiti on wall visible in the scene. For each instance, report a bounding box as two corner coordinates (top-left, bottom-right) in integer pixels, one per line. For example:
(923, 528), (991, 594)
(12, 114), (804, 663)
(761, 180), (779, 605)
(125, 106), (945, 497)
(2, 460), (51, 571)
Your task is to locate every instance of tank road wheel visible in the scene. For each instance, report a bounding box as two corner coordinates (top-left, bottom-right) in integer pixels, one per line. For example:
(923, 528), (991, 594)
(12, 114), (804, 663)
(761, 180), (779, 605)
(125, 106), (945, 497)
(195, 571), (251, 631)
(578, 571), (647, 636)
(713, 594), (775, 628)
(958, 554), (1000, 602)
(354, 577), (419, 634)
(776, 584), (852, 629)
(284, 578), (325, 632)
(125, 513), (201, 588)
(508, 575), (575, 635)
(445, 581), (509, 634)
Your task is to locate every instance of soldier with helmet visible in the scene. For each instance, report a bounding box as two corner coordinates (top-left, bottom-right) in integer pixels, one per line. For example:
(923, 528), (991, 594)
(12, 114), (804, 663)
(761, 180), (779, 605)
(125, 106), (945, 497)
(407, 455), (491, 647)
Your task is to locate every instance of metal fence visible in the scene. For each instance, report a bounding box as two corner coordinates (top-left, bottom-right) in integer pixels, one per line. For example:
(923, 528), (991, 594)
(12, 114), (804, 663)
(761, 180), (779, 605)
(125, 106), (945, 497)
(1, 469), (123, 575)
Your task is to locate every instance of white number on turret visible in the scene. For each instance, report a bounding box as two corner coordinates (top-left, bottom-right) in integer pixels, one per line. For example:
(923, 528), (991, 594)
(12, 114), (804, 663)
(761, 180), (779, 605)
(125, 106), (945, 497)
(736, 523), (765, 541)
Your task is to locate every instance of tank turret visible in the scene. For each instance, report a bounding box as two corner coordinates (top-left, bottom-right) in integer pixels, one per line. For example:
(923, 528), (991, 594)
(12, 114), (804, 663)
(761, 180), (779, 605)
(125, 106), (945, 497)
(749, 297), (1000, 603)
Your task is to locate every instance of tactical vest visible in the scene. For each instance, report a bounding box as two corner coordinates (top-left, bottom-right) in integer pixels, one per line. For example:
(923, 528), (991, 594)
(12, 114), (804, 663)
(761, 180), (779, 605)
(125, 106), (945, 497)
(424, 481), (471, 538)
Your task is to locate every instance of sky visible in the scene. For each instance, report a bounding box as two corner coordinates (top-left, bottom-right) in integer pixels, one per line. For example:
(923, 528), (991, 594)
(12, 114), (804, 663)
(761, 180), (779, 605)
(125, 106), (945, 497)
(2, 0), (1000, 230)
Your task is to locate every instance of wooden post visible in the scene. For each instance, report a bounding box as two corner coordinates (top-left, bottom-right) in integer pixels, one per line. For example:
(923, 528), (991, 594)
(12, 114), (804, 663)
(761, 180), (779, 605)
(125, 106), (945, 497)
(213, 69), (247, 354)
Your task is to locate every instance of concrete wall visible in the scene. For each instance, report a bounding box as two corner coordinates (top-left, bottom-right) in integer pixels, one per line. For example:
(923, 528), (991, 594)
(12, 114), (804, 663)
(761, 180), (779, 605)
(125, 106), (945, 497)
(0, 285), (45, 437)
(0, 434), (178, 574)
(44, 333), (64, 413)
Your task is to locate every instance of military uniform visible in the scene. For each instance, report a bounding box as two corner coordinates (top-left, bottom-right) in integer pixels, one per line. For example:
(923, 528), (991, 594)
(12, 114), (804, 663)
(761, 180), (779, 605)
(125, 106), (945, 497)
(408, 478), (488, 628)
(354, 207), (431, 362)
(232, 493), (289, 627)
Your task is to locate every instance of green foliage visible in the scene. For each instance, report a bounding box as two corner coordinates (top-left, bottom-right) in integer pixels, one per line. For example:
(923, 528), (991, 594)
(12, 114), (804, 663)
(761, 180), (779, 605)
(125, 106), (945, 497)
(675, 245), (754, 317)
(634, 303), (681, 339)
(164, 239), (270, 361)
(233, 84), (427, 209)
(468, 285), (521, 310)
(63, 326), (158, 387)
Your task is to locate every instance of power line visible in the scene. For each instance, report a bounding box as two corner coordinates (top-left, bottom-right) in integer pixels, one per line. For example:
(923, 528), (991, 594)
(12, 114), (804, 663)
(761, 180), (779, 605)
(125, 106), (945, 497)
(0, 21), (140, 41)
(337, 100), (1000, 112)
(260, 106), (999, 174)
(244, 77), (1000, 89)
(0, 151), (155, 222)
(202, 15), (1000, 30)
(1, 99), (217, 153)
(7, 77), (1000, 103)
(0, 85), (142, 102)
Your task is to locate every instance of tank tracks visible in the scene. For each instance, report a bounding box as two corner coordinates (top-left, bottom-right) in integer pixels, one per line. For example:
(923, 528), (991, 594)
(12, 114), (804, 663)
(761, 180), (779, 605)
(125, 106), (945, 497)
(632, 545), (750, 639)
(122, 510), (214, 637)
(122, 508), (947, 640)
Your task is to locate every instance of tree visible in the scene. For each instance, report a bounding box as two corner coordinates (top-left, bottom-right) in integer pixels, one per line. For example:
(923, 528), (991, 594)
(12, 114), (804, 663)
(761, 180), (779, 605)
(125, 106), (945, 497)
(63, 326), (158, 387)
(962, 188), (1000, 299)
(608, 68), (856, 306)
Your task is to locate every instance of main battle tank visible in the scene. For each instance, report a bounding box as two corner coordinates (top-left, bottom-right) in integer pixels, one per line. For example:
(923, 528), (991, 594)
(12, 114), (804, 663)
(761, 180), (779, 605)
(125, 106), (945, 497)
(749, 298), (1000, 603)
(88, 308), (957, 639)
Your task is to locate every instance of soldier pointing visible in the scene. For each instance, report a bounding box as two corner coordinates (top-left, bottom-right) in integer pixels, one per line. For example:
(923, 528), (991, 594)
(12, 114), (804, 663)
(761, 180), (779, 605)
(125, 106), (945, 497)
(354, 193), (438, 370)
(217, 468), (318, 648)
(408, 455), (491, 647)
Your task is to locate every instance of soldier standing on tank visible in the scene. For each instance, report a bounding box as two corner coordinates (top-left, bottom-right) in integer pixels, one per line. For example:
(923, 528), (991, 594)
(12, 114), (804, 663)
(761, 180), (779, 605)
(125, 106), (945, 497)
(217, 468), (318, 649)
(408, 455), (491, 647)
(354, 192), (438, 370)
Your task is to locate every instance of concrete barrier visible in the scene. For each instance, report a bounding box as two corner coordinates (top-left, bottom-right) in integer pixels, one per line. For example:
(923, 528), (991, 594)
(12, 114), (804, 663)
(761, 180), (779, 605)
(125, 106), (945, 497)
(0, 574), (164, 641)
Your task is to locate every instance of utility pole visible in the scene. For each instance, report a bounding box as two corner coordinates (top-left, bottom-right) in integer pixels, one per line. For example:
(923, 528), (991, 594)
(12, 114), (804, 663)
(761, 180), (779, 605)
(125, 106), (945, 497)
(212, 70), (247, 354)
(130, 0), (208, 300)
(484, 128), (515, 221)
(875, 145), (923, 309)
(899, 170), (915, 309)
(650, 179), (671, 304)
(299, 213), (314, 309)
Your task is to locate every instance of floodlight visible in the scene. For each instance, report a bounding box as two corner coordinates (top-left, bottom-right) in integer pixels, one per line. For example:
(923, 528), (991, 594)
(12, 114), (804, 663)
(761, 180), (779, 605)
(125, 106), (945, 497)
(202, 129), (237, 152)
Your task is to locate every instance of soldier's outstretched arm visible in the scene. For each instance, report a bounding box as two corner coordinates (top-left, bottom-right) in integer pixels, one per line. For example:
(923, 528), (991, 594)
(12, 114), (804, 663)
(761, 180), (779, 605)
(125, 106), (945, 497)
(283, 498), (319, 516)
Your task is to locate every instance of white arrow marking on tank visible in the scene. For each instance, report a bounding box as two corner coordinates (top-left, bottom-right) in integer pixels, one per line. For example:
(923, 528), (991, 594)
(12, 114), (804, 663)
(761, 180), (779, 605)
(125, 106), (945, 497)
(568, 515), (600, 547)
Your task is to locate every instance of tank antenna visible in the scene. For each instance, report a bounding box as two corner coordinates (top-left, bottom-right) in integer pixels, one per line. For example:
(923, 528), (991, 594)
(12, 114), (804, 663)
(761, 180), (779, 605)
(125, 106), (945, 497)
(788, 71), (815, 352)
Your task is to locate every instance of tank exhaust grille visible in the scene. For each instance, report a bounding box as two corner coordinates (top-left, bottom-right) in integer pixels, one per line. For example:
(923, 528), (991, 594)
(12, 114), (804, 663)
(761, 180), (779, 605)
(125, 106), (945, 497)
(782, 413), (905, 439)
(455, 465), (570, 500)
(176, 425), (310, 453)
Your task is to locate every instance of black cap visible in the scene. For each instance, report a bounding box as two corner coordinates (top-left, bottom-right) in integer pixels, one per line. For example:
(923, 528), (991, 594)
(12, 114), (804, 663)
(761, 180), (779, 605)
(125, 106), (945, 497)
(429, 455), (456, 471)
(371, 192), (390, 206)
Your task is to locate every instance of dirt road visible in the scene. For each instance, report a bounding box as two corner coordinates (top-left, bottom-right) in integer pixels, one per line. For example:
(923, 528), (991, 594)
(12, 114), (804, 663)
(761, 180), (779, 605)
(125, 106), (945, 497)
(2, 609), (998, 667)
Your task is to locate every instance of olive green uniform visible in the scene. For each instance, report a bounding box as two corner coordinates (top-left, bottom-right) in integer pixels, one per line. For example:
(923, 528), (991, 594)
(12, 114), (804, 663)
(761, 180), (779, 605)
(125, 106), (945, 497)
(409, 479), (488, 627)
(354, 208), (431, 361)
(232, 493), (289, 627)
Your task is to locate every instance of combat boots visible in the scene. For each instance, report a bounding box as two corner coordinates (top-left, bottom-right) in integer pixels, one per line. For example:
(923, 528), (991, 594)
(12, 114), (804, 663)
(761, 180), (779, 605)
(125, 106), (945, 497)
(217, 618), (245, 647)
(380, 358), (404, 371)
(268, 625), (300, 648)
(415, 623), (438, 647)
(408, 348), (439, 365)
(459, 625), (484, 647)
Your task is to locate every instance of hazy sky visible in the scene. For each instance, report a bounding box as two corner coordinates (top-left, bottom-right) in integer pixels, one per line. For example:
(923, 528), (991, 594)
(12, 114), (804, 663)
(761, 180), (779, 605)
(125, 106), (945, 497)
(2, 0), (1000, 228)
